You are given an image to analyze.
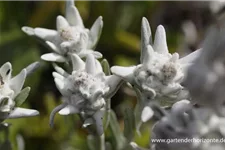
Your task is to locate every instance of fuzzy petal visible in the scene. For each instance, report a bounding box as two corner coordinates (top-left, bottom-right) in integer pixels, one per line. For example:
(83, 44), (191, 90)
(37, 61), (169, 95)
(25, 61), (40, 76)
(85, 54), (97, 75)
(153, 25), (168, 54)
(66, 6), (84, 27)
(95, 59), (103, 74)
(170, 52), (179, 62)
(88, 16), (103, 49)
(141, 17), (152, 63)
(56, 16), (70, 31)
(34, 28), (57, 41)
(70, 54), (85, 71)
(0, 62), (12, 82)
(52, 72), (65, 81)
(179, 49), (202, 64)
(21, 26), (35, 36)
(111, 66), (136, 84)
(49, 103), (67, 127)
(58, 105), (79, 115)
(78, 50), (103, 59)
(46, 41), (61, 54)
(9, 69), (26, 96)
(41, 53), (66, 62)
(53, 63), (69, 77)
(104, 75), (123, 99)
(8, 108), (39, 119)
(66, 0), (75, 17)
(141, 106), (154, 122)
(143, 45), (154, 66)
(54, 78), (71, 96)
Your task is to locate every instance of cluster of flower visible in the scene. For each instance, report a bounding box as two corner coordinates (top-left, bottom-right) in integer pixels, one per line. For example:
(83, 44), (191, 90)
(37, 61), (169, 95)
(0, 62), (39, 123)
(22, 0), (122, 136)
(2, 0), (225, 150)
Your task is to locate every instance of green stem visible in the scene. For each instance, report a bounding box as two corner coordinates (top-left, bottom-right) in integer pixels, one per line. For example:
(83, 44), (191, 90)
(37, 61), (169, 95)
(99, 134), (105, 150)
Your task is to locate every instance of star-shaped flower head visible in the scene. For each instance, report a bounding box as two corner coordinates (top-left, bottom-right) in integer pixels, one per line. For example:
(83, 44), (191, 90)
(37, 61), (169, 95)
(151, 100), (197, 150)
(22, 0), (103, 62)
(111, 17), (201, 107)
(151, 100), (225, 150)
(50, 54), (122, 135)
(0, 62), (39, 122)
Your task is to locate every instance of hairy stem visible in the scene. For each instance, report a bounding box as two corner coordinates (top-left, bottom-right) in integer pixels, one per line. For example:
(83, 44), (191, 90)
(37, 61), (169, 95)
(99, 133), (105, 150)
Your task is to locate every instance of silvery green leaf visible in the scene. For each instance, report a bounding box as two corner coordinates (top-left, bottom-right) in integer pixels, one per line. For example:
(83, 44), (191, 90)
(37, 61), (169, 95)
(123, 108), (135, 142)
(25, 62), (40, 76)
(101, 59), (111, 75)
(109, 110), (126, 150)
(88, 16), (103, 49)
(14, 87), (30, 107)
(103, 101), (110, 131)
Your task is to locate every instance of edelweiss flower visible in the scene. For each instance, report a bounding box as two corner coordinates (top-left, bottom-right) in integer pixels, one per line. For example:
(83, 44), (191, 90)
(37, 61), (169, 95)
(0, 62), (39, 122)
(111, 17), (201, 122)
(151, 100), (225, 150)
(151, 100), (196, 150)
(22, 0), (103, 62)
(50, 54), (122, 135)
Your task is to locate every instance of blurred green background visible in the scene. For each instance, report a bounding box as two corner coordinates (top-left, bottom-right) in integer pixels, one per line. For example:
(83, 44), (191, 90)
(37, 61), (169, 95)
(0, 1), (221, 150)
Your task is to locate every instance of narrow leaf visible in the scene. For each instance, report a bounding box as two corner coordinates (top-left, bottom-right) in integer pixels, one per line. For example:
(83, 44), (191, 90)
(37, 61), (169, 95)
(123, 108), (135, 142)
(14, 87), (30, 107)
(109, 110), (126, 150)
(101, 59), (111, 75)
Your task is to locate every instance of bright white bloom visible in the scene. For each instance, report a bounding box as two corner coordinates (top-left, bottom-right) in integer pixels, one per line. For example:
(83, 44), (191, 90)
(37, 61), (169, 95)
(22, 1), (103, 62)
(111, 18), (201, 122)
(50, 54), (122, 135)
(0, 62), (39, 122)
